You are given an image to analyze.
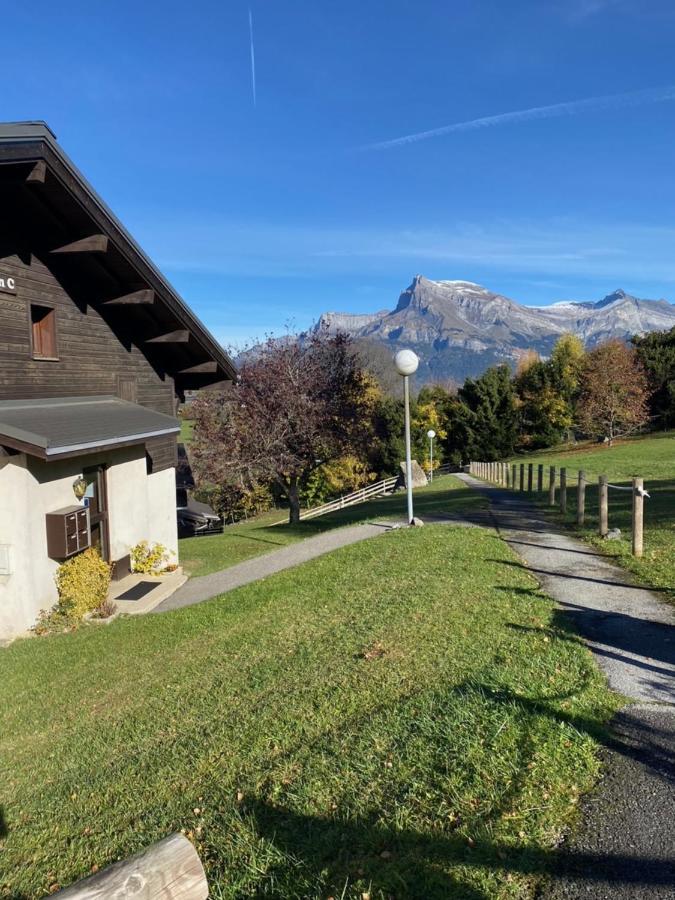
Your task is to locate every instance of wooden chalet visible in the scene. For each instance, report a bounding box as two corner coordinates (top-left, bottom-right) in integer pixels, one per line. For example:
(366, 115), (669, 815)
(0, 121), (234, 639)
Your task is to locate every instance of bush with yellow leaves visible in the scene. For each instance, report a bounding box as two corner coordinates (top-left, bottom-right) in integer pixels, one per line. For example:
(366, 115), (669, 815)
(131, 540), (173, 575)
(54, 548), (112, 619)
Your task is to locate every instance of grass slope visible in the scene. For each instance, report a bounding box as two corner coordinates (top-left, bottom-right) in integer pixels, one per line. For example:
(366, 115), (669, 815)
(179, 418), (195, 444)
(508, 432), (675, 602)
(179, 474), (484, 577)
(0, 525), (618, 899)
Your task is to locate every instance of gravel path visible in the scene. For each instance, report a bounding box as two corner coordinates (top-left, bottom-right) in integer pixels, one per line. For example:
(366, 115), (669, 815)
(456, 474), (675, 898)
(154, 522), (393, 612)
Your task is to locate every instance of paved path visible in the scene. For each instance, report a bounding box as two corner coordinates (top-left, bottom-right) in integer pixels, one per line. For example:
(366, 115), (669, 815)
(456, 474), (675, 898)
(154, 522), (394, 612)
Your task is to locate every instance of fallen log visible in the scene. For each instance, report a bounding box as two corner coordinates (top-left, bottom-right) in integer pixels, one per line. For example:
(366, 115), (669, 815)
(52, 833), (208, 899)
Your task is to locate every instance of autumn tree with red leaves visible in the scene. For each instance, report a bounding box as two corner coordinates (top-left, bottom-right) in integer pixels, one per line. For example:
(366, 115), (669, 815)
(191, 332), (376, 524)
(577, 339), (650, 446)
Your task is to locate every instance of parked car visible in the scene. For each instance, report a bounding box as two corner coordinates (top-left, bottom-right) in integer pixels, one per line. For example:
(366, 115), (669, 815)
(177, 496), (223, 538)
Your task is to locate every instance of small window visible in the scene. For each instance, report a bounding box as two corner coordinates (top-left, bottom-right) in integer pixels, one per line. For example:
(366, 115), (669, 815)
(30, 304), (57, 359)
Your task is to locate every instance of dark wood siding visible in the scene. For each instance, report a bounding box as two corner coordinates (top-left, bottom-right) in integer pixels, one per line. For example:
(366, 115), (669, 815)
(0, 251), (178, 471)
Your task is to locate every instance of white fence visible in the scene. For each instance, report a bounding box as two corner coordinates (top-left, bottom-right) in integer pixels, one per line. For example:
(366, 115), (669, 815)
(298, 463), (455, 521)
(299, 476), (399, 520)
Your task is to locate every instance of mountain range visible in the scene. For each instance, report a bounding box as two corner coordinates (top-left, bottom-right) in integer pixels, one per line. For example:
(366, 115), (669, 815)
(308, 276), (675, 384)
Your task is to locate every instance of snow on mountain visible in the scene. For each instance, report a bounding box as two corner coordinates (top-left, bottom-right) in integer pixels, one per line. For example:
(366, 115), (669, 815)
(308, 276), (675, 384)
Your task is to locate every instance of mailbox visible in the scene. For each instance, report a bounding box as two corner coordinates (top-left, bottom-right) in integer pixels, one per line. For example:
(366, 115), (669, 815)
(46, 505), (91, 559)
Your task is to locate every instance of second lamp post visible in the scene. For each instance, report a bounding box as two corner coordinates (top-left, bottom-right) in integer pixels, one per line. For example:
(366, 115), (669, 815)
(427, 429), (436, 482)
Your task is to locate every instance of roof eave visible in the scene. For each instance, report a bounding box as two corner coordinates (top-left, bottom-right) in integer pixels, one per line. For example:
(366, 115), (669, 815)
(0, 124), (236, 383)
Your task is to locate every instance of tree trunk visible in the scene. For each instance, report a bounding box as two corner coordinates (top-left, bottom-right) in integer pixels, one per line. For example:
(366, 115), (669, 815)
(288, 476), (301, 524)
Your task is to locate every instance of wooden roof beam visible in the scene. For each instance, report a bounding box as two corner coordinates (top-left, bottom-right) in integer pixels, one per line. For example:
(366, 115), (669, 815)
(103, 289), (155, 306)
(51, 234), (109, 254)
(26, 160), (47, 184)
(146, 329), (190, 344)
(177, 361), (219, 375)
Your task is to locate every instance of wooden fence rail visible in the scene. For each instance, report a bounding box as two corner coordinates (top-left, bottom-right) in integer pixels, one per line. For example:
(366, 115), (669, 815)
(299, 476), (398, 520)
(298, 463), (456, 522)
(469, 460), (647, 557)
(53, 833), (208, 899)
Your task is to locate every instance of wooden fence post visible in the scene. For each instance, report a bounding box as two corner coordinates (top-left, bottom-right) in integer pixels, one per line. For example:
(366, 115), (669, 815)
(559, 467), (567, 514)
(505, 463), (511, 488)
(527, 463), (533, 492)
(632, 476), (644, 558)
(503, 462), (508, 486)
(537, 464), (543, 492)
(548, 466), (556, 506)
(519, 463), (525, 491)
(577, 470), (586, 527)
(599, 475), (608, 537)
(53, 833), (208, 899)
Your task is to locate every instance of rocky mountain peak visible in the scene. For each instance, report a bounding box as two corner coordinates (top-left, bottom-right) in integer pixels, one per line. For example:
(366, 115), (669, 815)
(307, 275), (675, 385)
(596, 289), (630, 308)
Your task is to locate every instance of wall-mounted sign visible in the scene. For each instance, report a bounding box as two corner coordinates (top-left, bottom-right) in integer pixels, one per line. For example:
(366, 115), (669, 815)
(0, 276), (16, 295)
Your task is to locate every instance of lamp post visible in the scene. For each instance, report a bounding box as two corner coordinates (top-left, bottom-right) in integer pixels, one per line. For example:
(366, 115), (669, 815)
(427, 429), (436, 482)
(394, 349), (419, 525)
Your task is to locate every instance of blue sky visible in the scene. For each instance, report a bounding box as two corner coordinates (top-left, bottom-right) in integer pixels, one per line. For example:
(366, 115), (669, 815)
(3, 0), (675, 347)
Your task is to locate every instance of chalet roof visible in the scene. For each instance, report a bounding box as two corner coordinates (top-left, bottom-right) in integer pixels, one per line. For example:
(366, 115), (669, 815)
(0, 121), (236, 393)
(0, 396), (179, 460)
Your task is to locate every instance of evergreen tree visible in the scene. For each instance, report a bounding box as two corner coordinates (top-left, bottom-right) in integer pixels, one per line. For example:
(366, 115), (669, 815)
(632, 327), (675, 429)
(457, 365), (518, 460)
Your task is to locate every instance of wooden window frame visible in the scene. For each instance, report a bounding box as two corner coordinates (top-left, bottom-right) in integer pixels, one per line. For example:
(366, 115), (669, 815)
(29, 301), (59, 361)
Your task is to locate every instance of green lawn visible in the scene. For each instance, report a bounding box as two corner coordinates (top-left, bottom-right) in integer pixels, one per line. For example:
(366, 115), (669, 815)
(179, 417), (195, 444)
(506, 431), (675, 601)
(0, 525), (619, 899)
(179, 474), (485, 577)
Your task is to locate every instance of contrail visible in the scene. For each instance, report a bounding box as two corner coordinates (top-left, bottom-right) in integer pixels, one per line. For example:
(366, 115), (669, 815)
(248, 8), (257, 107)
(361, 84), (675, 150)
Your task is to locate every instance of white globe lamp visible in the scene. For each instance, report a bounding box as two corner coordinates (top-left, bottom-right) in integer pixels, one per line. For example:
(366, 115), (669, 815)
(394, 349), (419, 377)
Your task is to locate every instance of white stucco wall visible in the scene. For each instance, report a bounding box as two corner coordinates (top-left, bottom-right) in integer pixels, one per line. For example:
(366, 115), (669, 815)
(0, 454), (53, 639)
(0, 447), (177, 640)
(146, 468), (179, 562)
(107, 455), (178, 564)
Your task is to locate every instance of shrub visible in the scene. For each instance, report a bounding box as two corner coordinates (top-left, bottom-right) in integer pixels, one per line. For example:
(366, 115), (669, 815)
(33, 605), (80, 636)
(90, 598), (116, 620)
(54, 548), (112, 619)
(131, 540), (173, 574)
(302, 455), (376, 506)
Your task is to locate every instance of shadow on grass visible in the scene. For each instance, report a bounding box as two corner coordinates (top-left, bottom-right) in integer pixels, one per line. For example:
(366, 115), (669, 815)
(233, 678), (674, 898)
(490, 557), (674, 594)
(279, 481), (486, 537)
(243, 797), (675, 899)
